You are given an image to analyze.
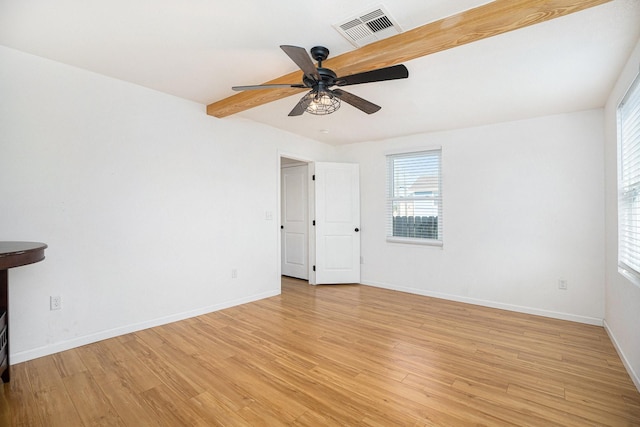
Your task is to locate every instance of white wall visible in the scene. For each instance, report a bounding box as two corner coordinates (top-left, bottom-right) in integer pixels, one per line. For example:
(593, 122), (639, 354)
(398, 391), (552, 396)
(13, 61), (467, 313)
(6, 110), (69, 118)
(0, 45), (334, 363)
(338, 110), (606, 324)
(0, 41), (625, 377)
(604, 37), (640, 390)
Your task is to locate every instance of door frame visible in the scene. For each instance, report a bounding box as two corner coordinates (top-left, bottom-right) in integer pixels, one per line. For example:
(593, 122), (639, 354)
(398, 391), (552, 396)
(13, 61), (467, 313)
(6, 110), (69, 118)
(277, 151), (315, 285)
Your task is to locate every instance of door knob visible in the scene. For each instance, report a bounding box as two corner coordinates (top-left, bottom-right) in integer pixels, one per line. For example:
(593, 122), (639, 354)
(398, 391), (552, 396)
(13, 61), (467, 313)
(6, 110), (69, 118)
(355, 228), (359, 232)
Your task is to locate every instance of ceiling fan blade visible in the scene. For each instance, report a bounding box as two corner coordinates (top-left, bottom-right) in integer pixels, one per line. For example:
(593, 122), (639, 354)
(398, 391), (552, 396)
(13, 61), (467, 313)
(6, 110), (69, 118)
(288, 95), (311, 116)
(232, 84), (306, 91)
(333, 89), (381, 114)
(336, 64), (408, 87)
(280, 45), (320, 82)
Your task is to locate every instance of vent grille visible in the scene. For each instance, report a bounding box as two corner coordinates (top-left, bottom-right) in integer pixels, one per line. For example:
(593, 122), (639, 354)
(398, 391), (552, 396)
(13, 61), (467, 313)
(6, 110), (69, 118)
(334, 6), (402, 48)
(366, 16), (394, 33)
(360, 9), (385, 22)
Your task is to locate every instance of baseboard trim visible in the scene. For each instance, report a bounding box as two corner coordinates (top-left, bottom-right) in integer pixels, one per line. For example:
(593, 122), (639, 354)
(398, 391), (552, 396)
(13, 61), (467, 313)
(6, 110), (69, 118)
(11, 289), (280, 364)
(604, 319), (640, 393)
(363, 280), (603, 326)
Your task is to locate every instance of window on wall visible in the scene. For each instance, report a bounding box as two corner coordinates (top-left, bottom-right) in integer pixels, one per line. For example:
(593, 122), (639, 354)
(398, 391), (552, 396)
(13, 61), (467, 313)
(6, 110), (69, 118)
(618, 73), (640, 286)
(386, 149), (442, 245)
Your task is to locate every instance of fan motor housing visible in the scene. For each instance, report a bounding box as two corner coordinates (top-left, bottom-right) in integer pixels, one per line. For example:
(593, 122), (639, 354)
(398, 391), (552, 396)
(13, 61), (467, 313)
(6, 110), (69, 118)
(304, 67), (337, 89)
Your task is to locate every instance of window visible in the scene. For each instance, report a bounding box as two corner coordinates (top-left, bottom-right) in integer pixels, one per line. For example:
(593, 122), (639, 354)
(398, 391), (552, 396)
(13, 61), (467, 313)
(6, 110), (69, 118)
(386, 149), (442, 245)
(618, 73), (640, 285)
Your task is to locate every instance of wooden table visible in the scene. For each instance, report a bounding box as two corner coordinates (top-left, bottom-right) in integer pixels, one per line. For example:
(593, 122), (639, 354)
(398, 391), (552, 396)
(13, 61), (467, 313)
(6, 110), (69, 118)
(0, 242), (47, 383)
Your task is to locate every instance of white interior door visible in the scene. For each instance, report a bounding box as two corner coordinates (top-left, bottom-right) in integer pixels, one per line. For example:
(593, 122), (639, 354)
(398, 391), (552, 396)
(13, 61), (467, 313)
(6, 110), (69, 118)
(281, 164), (309, 280)
(314, 162), (360, 284)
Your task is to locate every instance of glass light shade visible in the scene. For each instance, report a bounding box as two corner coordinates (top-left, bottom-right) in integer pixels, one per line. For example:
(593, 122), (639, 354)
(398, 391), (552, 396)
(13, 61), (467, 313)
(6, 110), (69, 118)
(303, 90), (340, 115)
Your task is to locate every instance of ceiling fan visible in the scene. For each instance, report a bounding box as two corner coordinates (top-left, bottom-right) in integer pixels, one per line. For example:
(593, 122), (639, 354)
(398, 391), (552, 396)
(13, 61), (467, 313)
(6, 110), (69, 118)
(231, 45), (408, 116)
(207, 0), (611, 119)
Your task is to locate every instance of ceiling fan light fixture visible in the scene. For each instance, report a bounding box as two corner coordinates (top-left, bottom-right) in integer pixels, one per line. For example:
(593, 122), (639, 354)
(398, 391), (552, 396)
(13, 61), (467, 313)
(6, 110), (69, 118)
(303, 90), (340, 115)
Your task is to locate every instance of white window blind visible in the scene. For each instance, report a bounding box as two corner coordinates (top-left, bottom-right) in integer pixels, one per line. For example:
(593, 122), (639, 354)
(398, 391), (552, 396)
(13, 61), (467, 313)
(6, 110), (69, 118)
(386, 150), (442, 244)
(618, 73), (640, 283)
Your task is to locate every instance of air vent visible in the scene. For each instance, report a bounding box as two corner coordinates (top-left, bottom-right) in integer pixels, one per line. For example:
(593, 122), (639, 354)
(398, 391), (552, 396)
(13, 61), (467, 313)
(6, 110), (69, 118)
(334, 6), (402, 48)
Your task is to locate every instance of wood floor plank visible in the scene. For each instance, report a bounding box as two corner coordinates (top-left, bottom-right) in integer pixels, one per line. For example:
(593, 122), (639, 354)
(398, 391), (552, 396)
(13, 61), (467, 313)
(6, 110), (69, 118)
(291, 409), (334, 427)
(51, 349), (88, 378)
(62, 370), (123, 426)
(97, 374), (165, 426)
(2, 276), (639, 425)
(135, 344), (204, 400)
(188, 391), (250, 427)
(219, 355), (309, 422)
(139, 383), (205, 425)
(21, 357), (85, 426)
(74, 341), (122, 380)
(3, 364), (43, 427)
(188, 354), (256, 412)
(507, 382), (636, 426)
(0, 383), (11, 427)
(132, 327), (167, 349)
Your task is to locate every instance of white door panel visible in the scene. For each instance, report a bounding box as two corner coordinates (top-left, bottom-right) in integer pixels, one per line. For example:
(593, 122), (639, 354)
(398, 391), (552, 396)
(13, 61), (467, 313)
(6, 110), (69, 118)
(324, 236), (352, 269)
(314, 162), (360, 284)
(281, 164), (308, 279)
(284, 233), (305, 265)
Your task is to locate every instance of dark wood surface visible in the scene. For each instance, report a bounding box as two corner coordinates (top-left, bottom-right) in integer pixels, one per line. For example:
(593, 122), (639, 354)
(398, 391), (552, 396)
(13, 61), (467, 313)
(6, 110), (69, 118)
(0, 241), (47, 383)
(0, 242), (48, 270)
(0, 270), (7, 382)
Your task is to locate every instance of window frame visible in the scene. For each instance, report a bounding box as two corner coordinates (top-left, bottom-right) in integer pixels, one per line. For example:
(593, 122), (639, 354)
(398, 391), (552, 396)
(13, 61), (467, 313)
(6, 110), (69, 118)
(386, 148), (443, 246)
(617, 72), (640, 288)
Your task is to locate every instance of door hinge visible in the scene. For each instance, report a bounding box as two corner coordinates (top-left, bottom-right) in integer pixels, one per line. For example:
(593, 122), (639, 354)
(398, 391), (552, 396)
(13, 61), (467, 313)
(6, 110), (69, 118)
(313, 220), (316, 226)
(313, 265), (316, 271)
(312, 174), (315, 181)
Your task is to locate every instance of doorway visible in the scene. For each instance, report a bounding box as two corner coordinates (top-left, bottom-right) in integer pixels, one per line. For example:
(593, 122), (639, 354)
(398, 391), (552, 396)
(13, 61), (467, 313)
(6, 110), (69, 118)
(280, 157), (310, 281)
(279, 156), (361, 285)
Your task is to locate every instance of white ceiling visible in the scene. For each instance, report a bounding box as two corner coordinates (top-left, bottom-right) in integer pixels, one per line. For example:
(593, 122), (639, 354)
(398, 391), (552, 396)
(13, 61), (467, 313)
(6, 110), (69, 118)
(1, 0), (639, 145)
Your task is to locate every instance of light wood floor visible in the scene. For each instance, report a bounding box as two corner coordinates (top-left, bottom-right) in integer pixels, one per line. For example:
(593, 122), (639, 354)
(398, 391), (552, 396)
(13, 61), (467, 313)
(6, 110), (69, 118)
(2, 276), (640, 426)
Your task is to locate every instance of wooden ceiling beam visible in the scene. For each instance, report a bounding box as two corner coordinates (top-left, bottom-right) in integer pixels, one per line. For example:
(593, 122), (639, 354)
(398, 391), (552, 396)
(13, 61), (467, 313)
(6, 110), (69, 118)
(206, 0), (612, 118)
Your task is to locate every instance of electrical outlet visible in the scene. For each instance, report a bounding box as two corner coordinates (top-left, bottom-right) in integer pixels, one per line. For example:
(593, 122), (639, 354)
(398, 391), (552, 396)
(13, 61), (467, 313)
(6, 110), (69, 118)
(558, 279), (568, 290)
(231, 269), (238, 279)
(50, 295), (62, 310)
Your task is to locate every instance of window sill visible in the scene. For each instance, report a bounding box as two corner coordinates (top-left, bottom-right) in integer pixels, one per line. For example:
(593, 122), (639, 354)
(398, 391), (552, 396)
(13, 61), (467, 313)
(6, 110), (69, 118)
(386, 236), (443, 247)
(618, 266), (640, 289)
